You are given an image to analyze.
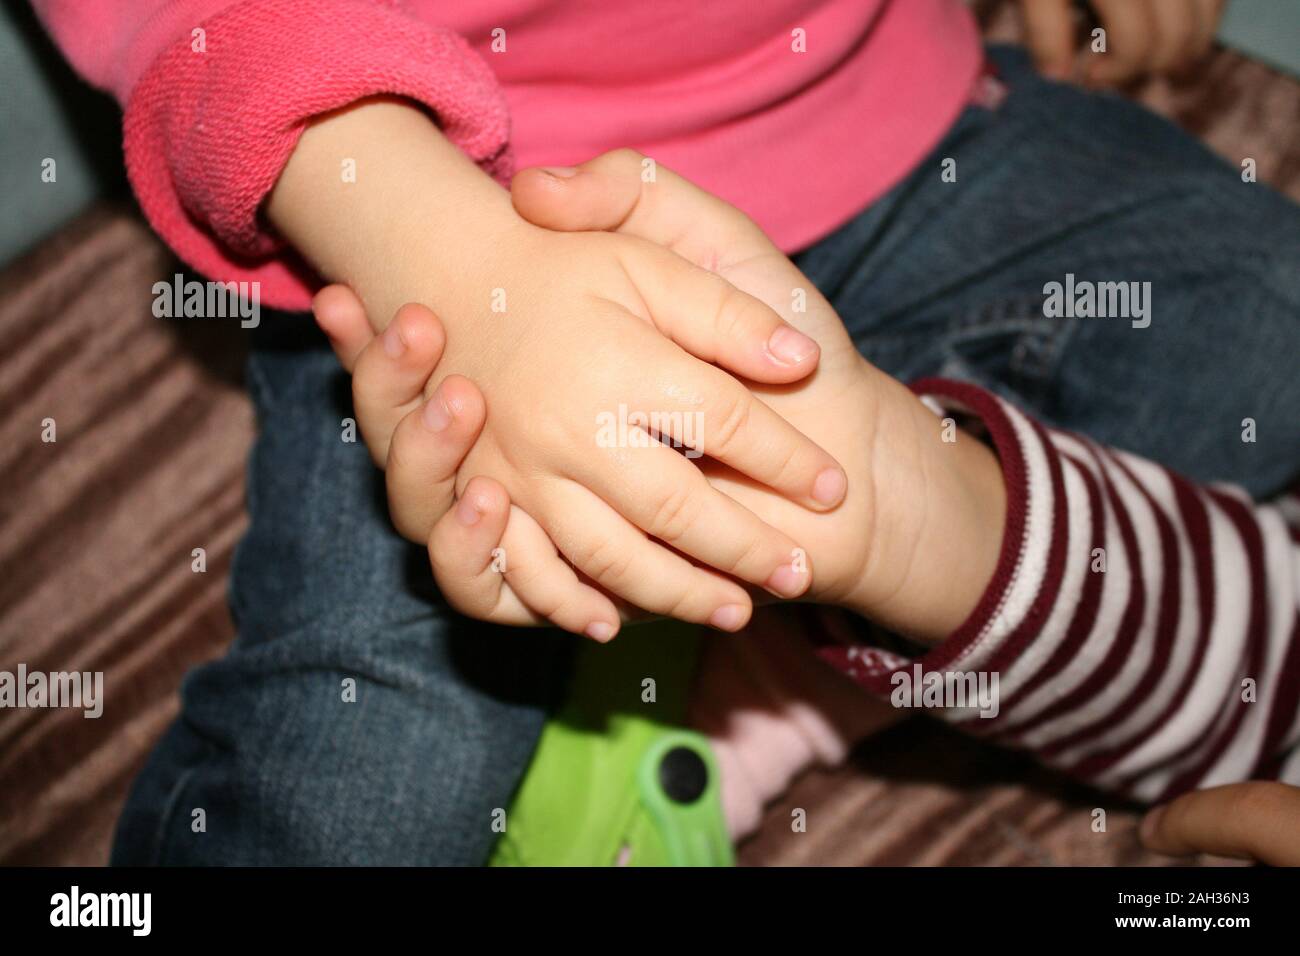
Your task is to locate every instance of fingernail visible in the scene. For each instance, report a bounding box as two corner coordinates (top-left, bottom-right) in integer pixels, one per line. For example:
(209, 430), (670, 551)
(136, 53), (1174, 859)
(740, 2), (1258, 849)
(382, 321), (406, 358)
(766, 563), (807, 598)
(423, 389), (452, 432)
(1138, 806), (1165, 845)
(539, 166), (578, 179)
(454, 495), (481, 527)
(708, 604), (748, 631)
(585, 621), (615, 642)
(767, 325), (818, 366)
(812, 466), (846, 506)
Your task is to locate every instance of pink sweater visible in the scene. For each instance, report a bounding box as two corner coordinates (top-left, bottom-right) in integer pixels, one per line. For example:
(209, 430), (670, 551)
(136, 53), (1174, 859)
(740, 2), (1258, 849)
(32, 0), (979, 310)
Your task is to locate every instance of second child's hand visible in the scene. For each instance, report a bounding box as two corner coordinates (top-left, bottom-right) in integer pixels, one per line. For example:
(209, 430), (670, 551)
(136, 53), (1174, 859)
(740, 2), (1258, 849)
(506, 151), (1007, 642)
(1019, 0), (1223, 87)
(1140, 781), (1300, 865)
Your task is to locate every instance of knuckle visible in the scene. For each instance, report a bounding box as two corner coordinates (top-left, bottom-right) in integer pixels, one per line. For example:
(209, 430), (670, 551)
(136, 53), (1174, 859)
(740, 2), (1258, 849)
(506, 560), (546, 595)
(351, 350), (384, 402)
(648, 484), (699, 544)
(664, 586), (706, 622)
(388, 504), (425, 545)
(384, 472), (422, 539)
(711, 283), (753, 342)
(540, 592), (576, 624)
(729, 532), (770, 576)
(606, 147), (646, 170)
(707, 388), (753, 458)
(764, 441), (803, 492)
(578, 537), (634, 588)
(383, 421), (413, 474)
(428, 548), (491, 616)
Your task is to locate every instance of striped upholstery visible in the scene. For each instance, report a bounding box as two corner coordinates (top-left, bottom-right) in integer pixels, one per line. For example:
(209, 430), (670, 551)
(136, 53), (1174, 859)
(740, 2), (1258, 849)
(0, 209), (252, 864)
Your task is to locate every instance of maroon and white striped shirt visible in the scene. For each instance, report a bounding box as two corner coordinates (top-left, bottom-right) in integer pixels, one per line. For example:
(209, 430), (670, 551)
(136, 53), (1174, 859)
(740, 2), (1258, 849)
(821, 378), (1300, 804)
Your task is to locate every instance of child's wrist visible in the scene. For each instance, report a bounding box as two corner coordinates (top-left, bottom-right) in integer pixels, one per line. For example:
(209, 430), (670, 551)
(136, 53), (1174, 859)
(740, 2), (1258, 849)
(267, 96), (531, 330)
(847, 386), (1007, 645)
(376, 209), (538, 335)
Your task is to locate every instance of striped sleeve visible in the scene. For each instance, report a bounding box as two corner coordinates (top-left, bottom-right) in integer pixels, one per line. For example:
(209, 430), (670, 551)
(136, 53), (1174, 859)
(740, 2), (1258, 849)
(819, 378), (1300, 804)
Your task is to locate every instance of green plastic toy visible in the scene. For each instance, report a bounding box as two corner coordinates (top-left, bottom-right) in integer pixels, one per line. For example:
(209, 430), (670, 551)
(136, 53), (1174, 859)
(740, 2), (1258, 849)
(489, 621), (734, 867)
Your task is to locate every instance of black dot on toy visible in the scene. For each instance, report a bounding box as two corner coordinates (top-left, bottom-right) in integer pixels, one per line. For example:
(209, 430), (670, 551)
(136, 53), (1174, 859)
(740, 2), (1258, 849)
(658, 746), (708, 804)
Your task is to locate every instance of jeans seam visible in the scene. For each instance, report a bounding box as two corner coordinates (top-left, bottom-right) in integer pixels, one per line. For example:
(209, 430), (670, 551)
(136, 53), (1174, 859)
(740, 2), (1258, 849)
(147, 759), (203, 866)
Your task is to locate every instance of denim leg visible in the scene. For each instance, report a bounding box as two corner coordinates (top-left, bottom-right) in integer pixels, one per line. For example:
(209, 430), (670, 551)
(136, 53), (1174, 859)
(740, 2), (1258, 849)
(112, 318), (571, 865)
(797, 46), (1300, 498)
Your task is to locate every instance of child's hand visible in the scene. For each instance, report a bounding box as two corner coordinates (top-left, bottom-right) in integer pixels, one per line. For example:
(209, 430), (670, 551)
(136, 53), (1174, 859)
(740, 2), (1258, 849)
(344, 230), (848, 630)
(313, 287), (628, 639)
(1019, 0), (1223, 86)
(507, 152), (1007, 642)
(410, 226), (846, 623)
(273, 100), (847, 634)
(321, 151), (1008, 643)
(1140, 782), (1300, 865)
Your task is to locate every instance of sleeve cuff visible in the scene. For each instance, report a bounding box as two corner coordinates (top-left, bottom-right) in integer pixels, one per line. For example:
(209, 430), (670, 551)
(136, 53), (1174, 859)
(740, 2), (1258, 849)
(122, 0), (511, 311)
(817, 378), (1041, 703)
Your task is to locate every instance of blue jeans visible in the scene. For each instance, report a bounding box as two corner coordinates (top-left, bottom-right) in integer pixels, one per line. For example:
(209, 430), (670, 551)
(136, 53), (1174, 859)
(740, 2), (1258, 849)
(800, 47), (1300, 497)
(111, 47), (1300, 865)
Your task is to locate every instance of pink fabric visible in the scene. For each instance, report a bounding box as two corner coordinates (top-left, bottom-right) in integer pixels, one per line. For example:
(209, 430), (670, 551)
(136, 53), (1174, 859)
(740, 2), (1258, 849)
(689, 610), (903, 839)
(33, 0), (981, 310)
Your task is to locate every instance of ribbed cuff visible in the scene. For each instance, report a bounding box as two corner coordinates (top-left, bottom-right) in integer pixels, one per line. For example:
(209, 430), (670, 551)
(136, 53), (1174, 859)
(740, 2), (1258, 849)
(123, 0), (511, 310)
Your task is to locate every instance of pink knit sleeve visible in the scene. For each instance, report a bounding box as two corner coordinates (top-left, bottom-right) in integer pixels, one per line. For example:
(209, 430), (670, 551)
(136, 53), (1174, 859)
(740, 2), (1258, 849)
(32, 0), (511, 310)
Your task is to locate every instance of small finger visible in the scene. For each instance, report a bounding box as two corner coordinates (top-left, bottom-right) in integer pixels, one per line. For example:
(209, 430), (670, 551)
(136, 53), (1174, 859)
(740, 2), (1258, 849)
(512, 148), (777, 273)
(311, 284), (374, 372)
(591, 440), (812, 597)
(428, 476), (534, 625)
(385, 375), (486, 541)
(624, 244), (821, 384)
(544, 482), (755, 631)
(498, 508), (622, 641)
(661, 363), (847, 511)
(352, 302), (448, 465)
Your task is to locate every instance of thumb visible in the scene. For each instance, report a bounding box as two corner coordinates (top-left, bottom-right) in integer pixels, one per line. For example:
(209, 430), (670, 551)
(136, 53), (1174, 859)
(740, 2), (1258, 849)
(510, 159), (640, 233)
(511, 148), (777, 271)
